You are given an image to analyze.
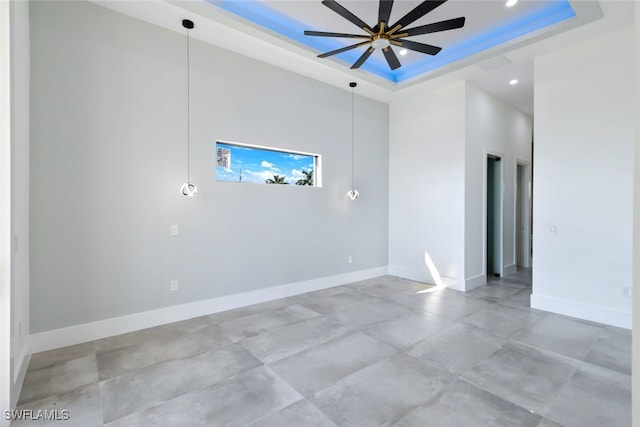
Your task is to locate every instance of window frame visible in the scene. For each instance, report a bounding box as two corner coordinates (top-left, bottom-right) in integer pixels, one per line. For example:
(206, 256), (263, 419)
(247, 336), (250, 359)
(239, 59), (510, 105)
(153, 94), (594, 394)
(215, 140), (322, 187)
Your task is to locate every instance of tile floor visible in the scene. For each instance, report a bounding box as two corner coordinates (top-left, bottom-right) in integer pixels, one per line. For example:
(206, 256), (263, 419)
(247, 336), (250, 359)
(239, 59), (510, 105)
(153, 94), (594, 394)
(16, 270), (631, 426)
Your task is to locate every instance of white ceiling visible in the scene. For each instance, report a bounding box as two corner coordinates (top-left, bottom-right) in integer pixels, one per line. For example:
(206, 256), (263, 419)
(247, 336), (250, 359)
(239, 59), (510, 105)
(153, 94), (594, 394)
(93, 0), (634, 113)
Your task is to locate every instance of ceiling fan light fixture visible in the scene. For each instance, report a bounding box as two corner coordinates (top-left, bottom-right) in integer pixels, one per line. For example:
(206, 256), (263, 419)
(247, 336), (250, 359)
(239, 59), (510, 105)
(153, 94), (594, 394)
(506, 0), (518, 7)
(371, 35), (390, 49)
(510, 79), (519, 85)
(347, 189), (360, 200)
(399, 48), (408, 56)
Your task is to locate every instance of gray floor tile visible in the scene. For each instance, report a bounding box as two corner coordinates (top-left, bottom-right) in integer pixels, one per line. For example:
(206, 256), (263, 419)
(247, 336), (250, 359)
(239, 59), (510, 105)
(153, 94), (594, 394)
(219, 304), (320, 341)
(393, 379), (541, 427)
(312, 353), (456, 427)
(512, 315), (604, 360)
(463, 342), (578, 415)
(465, 283), (524, 302)
(405, 322), (505, 374)
(291, 285), (355, 299)
(105, 366), (302, 427)
(394, 290), (491, 321)
(248, 399), (337, 427)
(290, 288), (379, 315)
(241, 316), (349, 363)
(584, 326), (631, 375)
(209, 299), (292, 323)
(327, 299), (411, 329)
(270, 332), (396, 396)
(97, 322), (233, 380)
(352, 277), (434, 300)
(345, 276), (398, 290)
(361, 311), (450, 350)
(95, 315), (217, 353)
(19, 354), (98, 405)
(537, 419), (564, 427)
(459, 304), (544, 339)
(498, 289), (532, 309)
(16, 270), (630, 427)
(28, 342), (95, 370)
(490, 276), (531, 288)
(100, 342), (262, 423)
(13, 383), (102, 427)
(545, 362), (631, 427)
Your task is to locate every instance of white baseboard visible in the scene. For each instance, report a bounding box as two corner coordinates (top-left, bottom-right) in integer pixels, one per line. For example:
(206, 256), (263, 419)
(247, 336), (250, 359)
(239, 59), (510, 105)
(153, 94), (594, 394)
(531, 293), (632, 329)
(465, 274), (486, 291)
(503, 264), (517, 276)
(11, 349), (30, 409)
(388, 265), (427, 283)
(31, 267), (389, 353)
(388, 265), (463, 291)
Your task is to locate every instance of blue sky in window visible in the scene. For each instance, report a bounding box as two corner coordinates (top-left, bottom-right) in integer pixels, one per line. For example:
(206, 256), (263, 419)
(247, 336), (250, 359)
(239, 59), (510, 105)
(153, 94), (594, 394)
(216, 142), (315, 184)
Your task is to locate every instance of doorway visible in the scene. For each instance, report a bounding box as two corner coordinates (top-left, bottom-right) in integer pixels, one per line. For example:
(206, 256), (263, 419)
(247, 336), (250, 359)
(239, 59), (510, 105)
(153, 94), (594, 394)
(486, 154), (503, 278)
(516, 162), (531, 268)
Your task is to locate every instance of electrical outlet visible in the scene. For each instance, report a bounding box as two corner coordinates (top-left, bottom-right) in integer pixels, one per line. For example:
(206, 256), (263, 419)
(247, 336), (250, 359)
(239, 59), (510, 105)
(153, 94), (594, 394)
(170, 280), (178, 291)
(348, 255), (352, 264)
(171, 225), (179, 236)
(623, 286), (632, 297)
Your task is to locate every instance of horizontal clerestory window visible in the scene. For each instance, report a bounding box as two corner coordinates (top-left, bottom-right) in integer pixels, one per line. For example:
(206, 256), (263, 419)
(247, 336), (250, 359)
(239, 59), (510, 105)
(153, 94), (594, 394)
(216, 141), (321, 187)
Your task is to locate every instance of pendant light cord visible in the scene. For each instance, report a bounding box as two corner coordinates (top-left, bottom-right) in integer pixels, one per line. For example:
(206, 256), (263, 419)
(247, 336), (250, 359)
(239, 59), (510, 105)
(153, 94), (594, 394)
(351, 85), (355, 189)
(186, 27), (191, 183)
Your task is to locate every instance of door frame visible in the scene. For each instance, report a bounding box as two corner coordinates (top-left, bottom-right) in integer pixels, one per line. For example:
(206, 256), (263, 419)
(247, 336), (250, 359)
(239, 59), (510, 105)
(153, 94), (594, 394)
(515, 159), (532, 268)
(483, 150), (505, 278)
(1, 0), (12, 422)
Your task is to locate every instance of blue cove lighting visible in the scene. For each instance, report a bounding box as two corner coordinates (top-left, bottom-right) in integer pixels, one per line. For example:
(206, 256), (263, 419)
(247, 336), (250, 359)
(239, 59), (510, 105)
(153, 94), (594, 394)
(212, 0), (576, 83)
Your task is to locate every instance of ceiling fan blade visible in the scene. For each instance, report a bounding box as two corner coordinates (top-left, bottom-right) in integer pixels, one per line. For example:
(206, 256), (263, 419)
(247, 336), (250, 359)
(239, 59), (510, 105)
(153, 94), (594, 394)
(351, 46), (375, 69)
(304, 30), (369, 39)
(322, 0), (373, 32)
(391, 0), (447, 30)
(318, 41), (371, 58)
(403, 17), (466, 36)
(382, 47), (401, 70)
(378, 0), (394, 26)
(397, 39), (442, 55)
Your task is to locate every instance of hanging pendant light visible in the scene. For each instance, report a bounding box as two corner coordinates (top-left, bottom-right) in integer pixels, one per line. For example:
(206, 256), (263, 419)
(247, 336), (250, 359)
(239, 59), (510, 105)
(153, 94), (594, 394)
(180, 19), (197, 197)
(347, 82), (359, 200)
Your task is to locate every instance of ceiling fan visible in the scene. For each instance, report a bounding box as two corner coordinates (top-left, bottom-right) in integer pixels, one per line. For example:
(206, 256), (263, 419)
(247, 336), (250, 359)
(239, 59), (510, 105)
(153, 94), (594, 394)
(304, 0), (466, 70)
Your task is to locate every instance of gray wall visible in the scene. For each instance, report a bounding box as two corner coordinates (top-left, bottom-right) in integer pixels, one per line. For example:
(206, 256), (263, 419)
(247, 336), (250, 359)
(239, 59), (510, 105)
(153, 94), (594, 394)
(30, 1), (389, 332)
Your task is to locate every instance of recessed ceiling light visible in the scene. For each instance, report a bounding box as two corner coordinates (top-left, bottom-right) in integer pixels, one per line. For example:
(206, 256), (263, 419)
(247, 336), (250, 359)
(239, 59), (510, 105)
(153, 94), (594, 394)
(510, 79), (519, 85)
(399, 49), (408, 56)
(506, 0), (518, 7)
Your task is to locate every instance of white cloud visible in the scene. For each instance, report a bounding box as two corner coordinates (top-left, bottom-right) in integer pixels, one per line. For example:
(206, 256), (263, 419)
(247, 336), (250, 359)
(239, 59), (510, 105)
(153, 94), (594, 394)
(261, 160), (280, 172)
(291, 169), (305, 180)
(287, 154), (307, 161)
